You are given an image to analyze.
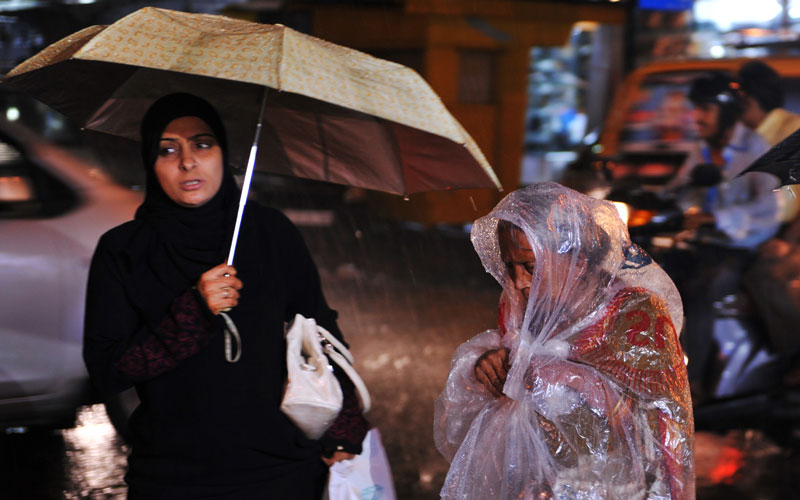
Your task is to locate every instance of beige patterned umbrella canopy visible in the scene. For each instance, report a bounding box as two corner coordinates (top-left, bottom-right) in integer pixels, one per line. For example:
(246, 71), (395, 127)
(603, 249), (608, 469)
(2, 6), (500, 196)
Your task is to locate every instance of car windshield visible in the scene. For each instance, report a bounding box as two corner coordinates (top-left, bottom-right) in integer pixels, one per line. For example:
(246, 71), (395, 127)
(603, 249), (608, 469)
(619, 69), (800, 154)
(0, 90), (143, 188)
(618, 70), (711, 153)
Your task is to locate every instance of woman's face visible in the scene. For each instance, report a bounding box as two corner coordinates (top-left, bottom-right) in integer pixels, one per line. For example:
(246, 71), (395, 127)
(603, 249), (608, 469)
(499, 225), (536, 303)
(154, 116), (223, 208)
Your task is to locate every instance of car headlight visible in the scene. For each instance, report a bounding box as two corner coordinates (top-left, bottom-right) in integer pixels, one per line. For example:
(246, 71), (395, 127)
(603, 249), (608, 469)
(612, 201), (630, 225)
(612, 202), (654, 228)
(628, 209), (655, 227)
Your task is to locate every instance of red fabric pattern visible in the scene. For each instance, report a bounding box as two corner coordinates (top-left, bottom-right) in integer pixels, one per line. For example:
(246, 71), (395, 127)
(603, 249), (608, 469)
(569, 287), (687, 399)
(115, 288), (215, 378)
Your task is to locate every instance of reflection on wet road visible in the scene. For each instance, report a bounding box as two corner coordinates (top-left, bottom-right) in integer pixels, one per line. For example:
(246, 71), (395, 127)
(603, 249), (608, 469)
(694, 430), (798, 499)
(61, 406), (127, 499)
(1, 405), (127, 499)
(3, 404), (800, 498)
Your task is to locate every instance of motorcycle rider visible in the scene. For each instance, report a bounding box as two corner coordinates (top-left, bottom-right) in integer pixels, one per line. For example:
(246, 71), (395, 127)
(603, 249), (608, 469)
(738, 60), (800, 386)
(670, 72), (780, 402)
(738, 60), (800, 149)
(737, 60), (800, 223)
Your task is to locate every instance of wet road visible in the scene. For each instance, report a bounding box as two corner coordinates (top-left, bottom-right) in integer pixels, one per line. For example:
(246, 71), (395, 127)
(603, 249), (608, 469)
(1, 405), (128, 499)
(3, 191), (800, 499)
(2, 411), (799, 499)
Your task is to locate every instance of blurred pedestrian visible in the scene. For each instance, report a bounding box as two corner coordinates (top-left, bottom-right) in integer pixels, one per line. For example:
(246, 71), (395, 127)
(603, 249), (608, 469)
(738, 60), (800, 148)
(737, 59), (800, 222)
(676, 72), (777, 243)
(669, 73), (779, 398)
(434, 182), (694, 499)
(83, 93), (367, 499)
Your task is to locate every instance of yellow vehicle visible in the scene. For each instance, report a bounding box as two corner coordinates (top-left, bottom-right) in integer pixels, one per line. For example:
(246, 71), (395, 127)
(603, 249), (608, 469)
(597, 57), (800, 181)
(560, 56), (800, 229)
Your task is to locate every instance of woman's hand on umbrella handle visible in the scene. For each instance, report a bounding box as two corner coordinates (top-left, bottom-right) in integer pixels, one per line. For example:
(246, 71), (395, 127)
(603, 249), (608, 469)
(321, 451), (355, 467)
(196, 263), (243, 315)
(474, 348), (510, 398)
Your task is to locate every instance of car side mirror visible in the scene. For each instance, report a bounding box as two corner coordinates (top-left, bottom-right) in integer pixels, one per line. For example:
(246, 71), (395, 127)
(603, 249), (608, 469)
(690, 163), (722, 187)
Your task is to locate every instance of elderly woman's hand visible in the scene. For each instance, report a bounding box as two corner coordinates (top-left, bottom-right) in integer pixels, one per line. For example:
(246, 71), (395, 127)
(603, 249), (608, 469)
(196, 263), (243, 315)
(474, 348), (510, 398)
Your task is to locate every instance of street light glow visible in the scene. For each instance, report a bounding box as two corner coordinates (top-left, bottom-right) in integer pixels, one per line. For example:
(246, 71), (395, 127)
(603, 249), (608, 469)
(695, 0), (782, 31)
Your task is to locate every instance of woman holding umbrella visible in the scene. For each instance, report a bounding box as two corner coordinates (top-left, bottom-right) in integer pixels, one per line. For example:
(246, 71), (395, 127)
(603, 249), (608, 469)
(83, 93), (367, 499)
(434, 183), (694, 499)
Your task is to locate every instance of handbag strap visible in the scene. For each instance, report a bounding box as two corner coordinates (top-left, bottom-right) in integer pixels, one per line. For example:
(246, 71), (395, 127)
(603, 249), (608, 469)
(316, 325), (355, 364)
(316, 324), (371, 412)
(220, 312), (242, 363)
(325, 346), (372, 413)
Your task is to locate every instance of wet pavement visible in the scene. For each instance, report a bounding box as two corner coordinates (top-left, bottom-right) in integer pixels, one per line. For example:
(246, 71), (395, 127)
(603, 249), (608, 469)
(3, 183), (800, 499)
(1, 405), (128, 499)
(3, 412), (799, 499)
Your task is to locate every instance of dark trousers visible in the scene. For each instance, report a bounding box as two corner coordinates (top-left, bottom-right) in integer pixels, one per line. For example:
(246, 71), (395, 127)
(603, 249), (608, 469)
(127, 458), (328, 500)
(656, 244), (755, 387)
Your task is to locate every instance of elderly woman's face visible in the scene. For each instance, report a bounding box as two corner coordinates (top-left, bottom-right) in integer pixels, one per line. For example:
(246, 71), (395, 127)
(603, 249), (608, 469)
(154, 116), (223, 208)
(499, 225), (536, 302)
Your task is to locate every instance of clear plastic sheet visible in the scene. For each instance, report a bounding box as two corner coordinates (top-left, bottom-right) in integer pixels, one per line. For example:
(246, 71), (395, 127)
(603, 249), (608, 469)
(435, 183), (694, 499)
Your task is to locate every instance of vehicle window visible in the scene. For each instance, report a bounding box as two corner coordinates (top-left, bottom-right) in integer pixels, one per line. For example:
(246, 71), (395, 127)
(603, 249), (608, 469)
(618, 70), (718, 152)
(0, 142), (33, 202)
(0, 90), (82, 146)
(0, 174), (33, 202)
(0, 135), (78, 218)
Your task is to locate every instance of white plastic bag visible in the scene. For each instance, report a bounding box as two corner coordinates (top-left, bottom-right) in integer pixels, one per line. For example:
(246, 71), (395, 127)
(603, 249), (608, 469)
(325, 428), (396, 500)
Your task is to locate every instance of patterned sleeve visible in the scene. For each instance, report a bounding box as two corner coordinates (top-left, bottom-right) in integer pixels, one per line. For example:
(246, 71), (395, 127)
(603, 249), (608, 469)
(114, 287), (218, 379)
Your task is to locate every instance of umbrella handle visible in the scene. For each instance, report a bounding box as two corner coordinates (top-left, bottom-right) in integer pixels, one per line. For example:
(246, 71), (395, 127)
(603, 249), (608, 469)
(227, 88), (269, 266)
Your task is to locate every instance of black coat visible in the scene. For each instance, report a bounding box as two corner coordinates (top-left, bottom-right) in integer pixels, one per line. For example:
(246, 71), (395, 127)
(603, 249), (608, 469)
(84, 202), (342, 499)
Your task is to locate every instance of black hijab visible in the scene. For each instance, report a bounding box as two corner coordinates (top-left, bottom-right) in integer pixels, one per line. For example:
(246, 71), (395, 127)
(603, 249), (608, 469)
(124, 93), (240, 325)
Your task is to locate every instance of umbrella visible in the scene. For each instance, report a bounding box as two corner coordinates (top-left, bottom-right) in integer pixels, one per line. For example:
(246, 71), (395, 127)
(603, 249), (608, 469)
(737, 126), (800, 186)
(2, 7), (501, 264)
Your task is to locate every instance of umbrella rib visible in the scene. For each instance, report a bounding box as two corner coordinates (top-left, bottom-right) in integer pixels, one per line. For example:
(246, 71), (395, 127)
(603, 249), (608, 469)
(315, 114), (330, 182)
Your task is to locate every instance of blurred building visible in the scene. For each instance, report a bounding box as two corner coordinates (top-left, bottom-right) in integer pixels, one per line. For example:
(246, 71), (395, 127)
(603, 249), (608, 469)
(0, 0), (631, 224)
(636, 0), (800, 63)
(231, 0), (632, 224)
(6, 0), (800, 224)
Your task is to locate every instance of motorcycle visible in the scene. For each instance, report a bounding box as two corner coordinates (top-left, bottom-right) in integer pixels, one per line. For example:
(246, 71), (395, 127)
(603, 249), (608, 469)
(592, 157), (800, 443)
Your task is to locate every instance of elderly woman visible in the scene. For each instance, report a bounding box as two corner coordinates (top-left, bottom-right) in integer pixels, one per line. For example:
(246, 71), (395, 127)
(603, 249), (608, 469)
(435, 182), (694, 499)
(83, 93), (367, 499)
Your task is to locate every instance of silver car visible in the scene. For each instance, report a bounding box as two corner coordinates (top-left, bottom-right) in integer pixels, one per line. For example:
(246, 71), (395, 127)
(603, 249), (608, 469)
(0, 114), (141, 429)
